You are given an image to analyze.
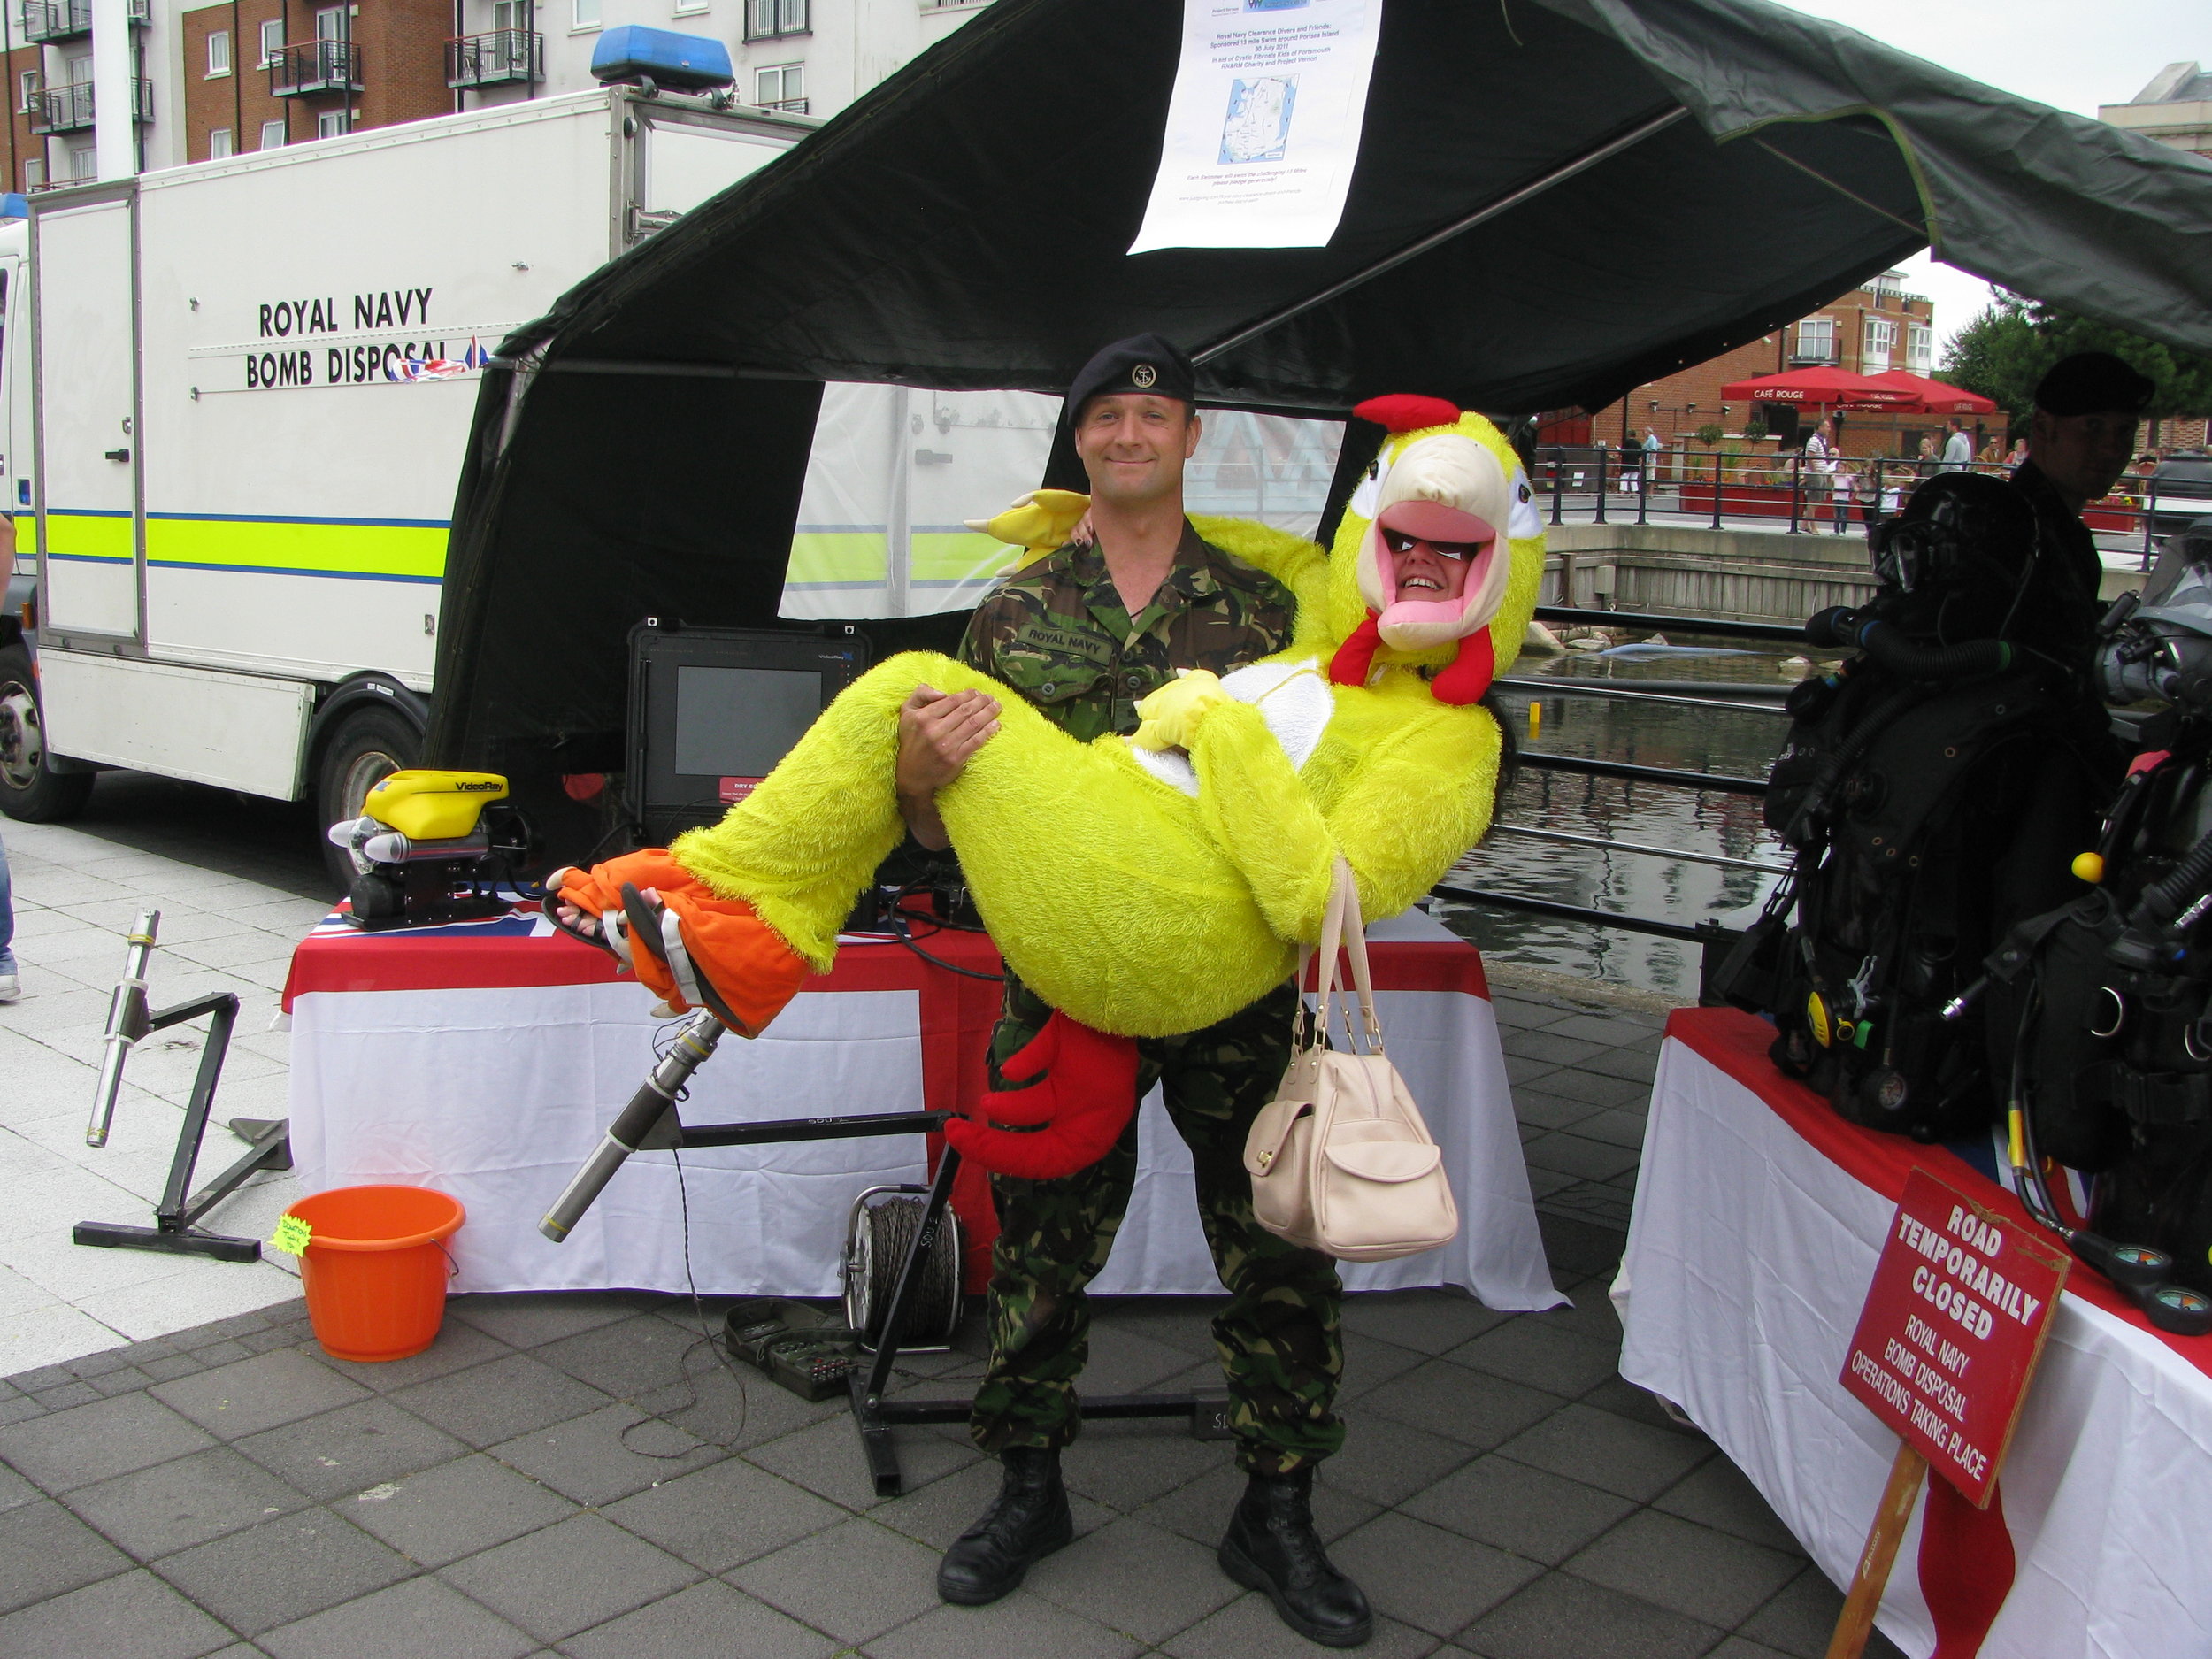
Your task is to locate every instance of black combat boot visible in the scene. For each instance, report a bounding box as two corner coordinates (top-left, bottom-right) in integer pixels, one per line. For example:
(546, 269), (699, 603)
(936, 1446), (1075, 1605)
(1218, 1465), (1373, 1647)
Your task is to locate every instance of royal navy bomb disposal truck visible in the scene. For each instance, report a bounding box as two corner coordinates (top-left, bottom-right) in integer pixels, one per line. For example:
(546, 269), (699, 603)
(0, 84), (814, 886)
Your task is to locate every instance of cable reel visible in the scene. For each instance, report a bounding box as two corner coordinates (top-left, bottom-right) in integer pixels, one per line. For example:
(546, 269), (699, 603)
(843, 1185), (964, 1352)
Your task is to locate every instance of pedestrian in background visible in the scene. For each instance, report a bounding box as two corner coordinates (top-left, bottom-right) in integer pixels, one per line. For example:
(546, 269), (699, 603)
(2006, 436), (2029, 472)
(1916, 432), (1939, 478)
(0, 830), (17, 1002)
(1941, 417), (1975, 468)
(1801, 417), (1837, 524)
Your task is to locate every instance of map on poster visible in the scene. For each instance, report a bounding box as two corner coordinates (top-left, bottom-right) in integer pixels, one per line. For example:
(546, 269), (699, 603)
(1130, 0), (1383, 253)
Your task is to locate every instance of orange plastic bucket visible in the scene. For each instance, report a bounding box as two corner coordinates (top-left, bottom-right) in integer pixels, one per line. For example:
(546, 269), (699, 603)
(286, 1186), (465, 1362)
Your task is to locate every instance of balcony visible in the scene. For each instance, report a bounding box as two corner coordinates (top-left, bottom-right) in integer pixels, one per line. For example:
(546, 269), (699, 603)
(270, 39), (364, 96)
(21, 0), (148, 44)
(29, 77), (153, 134)
(446, 29), (541, 88)
(757, 96), (808, 113)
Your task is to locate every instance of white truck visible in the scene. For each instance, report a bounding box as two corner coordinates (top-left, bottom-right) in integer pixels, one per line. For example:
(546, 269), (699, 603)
(0, 86), (814, 885)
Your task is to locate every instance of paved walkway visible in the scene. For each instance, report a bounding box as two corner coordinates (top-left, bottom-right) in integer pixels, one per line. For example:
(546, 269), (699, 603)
(0, 787), (1901, 1658)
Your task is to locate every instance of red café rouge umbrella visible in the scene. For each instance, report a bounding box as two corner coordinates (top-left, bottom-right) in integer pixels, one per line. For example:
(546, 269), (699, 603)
(1717, 366), (1920, 408)
(1863, 370), (2001, 415)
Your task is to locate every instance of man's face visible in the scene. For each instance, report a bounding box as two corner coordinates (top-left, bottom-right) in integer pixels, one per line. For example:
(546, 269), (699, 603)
(1383, 530), (1475, 604)
(1075, 394), (1200, 507)
(2029, 407), (2139, 505)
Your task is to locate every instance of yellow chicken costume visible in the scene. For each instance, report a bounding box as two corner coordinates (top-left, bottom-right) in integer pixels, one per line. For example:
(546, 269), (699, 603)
(552, 395), (1542, 1176)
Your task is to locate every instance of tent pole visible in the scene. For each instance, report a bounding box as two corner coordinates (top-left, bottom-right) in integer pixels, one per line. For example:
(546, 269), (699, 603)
(1192, 105), (1690, 369)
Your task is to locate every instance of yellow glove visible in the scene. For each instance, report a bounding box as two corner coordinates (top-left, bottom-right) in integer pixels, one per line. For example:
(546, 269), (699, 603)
(964, 489), (1093, 568)
(1133, 669), (1230, 752)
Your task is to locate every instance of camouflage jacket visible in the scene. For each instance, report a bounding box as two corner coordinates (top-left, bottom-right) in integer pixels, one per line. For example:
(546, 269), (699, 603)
(957, 520), (1296, 743)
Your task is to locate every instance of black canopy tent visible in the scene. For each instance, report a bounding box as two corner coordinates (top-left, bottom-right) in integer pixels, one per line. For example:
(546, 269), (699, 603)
(426, 0), (2212, 850)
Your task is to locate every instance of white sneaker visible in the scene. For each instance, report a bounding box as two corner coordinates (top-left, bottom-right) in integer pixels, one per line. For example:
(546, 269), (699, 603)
(0, 966), (17, 1002)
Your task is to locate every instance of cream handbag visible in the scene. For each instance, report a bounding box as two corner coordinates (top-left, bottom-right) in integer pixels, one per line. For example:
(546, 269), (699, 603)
(1242, 857), (1459, 1262)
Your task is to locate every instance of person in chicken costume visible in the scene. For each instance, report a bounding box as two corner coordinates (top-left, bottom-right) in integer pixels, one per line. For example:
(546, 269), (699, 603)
(550, 343), (1540, 1646)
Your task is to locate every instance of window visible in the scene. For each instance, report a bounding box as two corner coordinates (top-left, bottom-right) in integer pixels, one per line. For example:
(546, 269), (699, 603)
(1906, 324), (1933, 373)
(69, 144), (96, 181)
(15, 70), (36, 113)
(314, 4), (345, 40)
(1794, 317), (1836, 363)
(493, 0), (523, 28)
(206, 28), (231, 75)
(673, 0), (707, 15)
(316, 109), (348, 138)
(259, 19), (284, 65)
(260, 118), (287, 150)
(1863, 317), (1896, 371)
(21, 158), (42, 191)
(571, 0), (599, 29)
(208, 126), (234, 157)
(755, 61), (803, 111)
(65, 51), (91, 85)
(745, 0), (807, 38)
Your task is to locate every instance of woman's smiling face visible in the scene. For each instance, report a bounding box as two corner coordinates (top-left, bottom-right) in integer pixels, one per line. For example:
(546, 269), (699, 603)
(1383, 528), (1475, 603)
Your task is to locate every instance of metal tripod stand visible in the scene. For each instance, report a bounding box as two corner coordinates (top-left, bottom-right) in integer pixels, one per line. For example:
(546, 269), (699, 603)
(541, 1008), (1231, 1494)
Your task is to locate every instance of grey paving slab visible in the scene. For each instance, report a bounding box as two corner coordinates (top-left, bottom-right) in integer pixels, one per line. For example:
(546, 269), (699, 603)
(1651, 1456), (1806, 1555)
(1332, 1509), (1542, 1639)
(728, 1516), (947, 1645)
(866, 1592), (1147, 1659)
(151, 1507), (415, 1636)
(743, 1409), (976, 1513)
(0, 1463), (35, 1510)
(1357, 1358), (1564, 1451)
(1457, 1571), (1721, 1659)
(62, 1444), (313, 1560)
(1528, 1067), (1653, 1109)
(1337, 1329), (1432, 1401)
(440, 1513), (703, 1645)
(489, 1402), (723, 1506)
(1162, 1594), (1443, 1659)
(1571, 1107), (1649, 1148)
(530, 1312), (707, 1400)
(1317, 1408), (1479, 1508)
(1563, 1509), (1802, 1627)
(1400, 1455), (1638, 1567)
(257, 1577), (537, 1659)
(0, 1497), (138, 1615)
(1508, 1089), (1602, 1131)
(1707, 1640), (1802, 1659)
(1532, 1214), (1626, 1281)
(337, 1453), (578, 1569)
(0, 1567), (236, 1659)
(1021, 1514), (1240, 1644)
(1542, 1013), (1665, 1047)
(1520, 1133), (1642, 1183)
(1340, 1289), (1512, 1356)
(149, 1351), (373, 1440)
(445, 1293), (653, 1350)
(1735, 1563), (1909, 1659)
(1499, 1031), (1610, 1068)
(388, 1352), (616, 1449)
(557, 1578), (839, 1659)
(599, 1455), (845, 1573)
(305, 1319), (512, 1394)
(1492, 1403), (1713, 1502)
(1059, 1416), (1231, 1512)
(1577, 1047), (1664, 1084)
(233, 1396), (471, 1501)
(0, 1392), (219, 1493)
(1445, 1318), (1623, 1398)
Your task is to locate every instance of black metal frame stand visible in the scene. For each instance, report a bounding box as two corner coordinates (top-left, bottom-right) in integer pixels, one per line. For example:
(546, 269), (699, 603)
(73, 989), (293, 1263)
(639, 1100), (1230, 1496)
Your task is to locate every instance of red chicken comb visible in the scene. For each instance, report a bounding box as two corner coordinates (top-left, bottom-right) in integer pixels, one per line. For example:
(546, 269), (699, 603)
(1352, 394), (1463, 434)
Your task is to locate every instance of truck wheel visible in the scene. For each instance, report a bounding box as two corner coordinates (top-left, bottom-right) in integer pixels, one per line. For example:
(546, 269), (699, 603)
(315, 703), (419, 893)
(0, 643), (96, 823)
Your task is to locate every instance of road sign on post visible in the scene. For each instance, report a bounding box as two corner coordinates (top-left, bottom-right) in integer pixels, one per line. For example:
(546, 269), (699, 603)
(1824, 1169), (2069, 1657)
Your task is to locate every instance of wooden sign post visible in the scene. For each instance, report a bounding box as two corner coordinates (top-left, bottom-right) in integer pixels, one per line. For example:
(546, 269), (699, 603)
(1824, 1169), (2070, 1659)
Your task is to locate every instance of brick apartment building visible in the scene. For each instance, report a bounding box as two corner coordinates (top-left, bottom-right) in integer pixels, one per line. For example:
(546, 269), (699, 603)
(12, 0), (988, 188)
(1548, 271), (1943, 463)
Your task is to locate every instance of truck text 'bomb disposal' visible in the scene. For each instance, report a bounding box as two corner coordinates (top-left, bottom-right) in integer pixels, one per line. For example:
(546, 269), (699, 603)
(241, 288), (460, 390)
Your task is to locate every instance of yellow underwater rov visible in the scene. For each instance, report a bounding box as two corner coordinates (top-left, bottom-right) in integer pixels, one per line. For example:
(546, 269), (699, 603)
(325, 769), (538, 929)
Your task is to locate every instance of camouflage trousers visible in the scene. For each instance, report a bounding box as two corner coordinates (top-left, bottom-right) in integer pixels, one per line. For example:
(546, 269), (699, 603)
(967, 973), (1345, 1474)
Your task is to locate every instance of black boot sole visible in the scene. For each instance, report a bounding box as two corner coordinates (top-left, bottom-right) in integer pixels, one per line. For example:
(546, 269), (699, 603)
(936, 1512), (1074, 1606)
(1217, 1535), (1374, 1648)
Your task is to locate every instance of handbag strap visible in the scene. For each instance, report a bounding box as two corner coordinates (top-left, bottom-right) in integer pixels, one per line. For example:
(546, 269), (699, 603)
(1298, 856), (1383, 1055)
(1295, 859), (1351, 1050)
(1332, 856), (1384, 1053)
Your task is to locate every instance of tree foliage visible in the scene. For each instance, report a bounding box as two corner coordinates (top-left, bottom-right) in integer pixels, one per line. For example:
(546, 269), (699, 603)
(1942, 293), (2212, 427)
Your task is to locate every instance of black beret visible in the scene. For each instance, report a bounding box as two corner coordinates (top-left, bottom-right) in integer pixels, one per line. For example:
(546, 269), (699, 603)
(1066, 334), (1195, 419)
(2034, 351), (2155, 418)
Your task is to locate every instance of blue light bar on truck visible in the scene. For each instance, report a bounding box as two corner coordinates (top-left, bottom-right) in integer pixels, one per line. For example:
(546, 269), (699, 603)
(588, 27), (733, 93)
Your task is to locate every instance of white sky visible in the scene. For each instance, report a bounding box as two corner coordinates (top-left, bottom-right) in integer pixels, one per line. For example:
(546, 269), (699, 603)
(1774, 0), (2212, 349)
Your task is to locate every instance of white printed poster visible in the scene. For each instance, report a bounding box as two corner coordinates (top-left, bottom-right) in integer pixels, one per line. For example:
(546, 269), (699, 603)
(1129, 0), (1385, 255)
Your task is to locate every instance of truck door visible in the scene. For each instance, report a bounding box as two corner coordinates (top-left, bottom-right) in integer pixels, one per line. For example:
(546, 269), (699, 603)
(0, 256), (17, 547)
(32, 186), (143, 647)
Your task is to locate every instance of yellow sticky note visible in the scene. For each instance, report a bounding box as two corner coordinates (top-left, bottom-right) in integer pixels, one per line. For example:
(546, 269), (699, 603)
(270, 1215), (313, 1256)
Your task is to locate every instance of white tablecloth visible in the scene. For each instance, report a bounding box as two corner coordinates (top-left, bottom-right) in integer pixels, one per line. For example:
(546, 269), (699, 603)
(288, 909), (1563, 1310)
(1618, 1010), (2212, 1659)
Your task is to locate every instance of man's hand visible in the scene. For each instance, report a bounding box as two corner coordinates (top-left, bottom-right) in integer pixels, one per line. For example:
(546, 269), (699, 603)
(896, 684), (1000, 850)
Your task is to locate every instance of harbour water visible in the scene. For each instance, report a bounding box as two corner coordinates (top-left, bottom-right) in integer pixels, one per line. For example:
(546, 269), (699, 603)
(1433, 636), (1803, 1000)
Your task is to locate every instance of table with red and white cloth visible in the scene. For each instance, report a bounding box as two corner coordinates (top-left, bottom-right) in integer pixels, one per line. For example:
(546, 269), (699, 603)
(281, 904), (1562, 1312)
(1619, 1008), (2212, 1659)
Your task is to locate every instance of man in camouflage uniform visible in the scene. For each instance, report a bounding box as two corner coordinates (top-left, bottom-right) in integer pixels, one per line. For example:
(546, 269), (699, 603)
(895, 335), (1373, 1647)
